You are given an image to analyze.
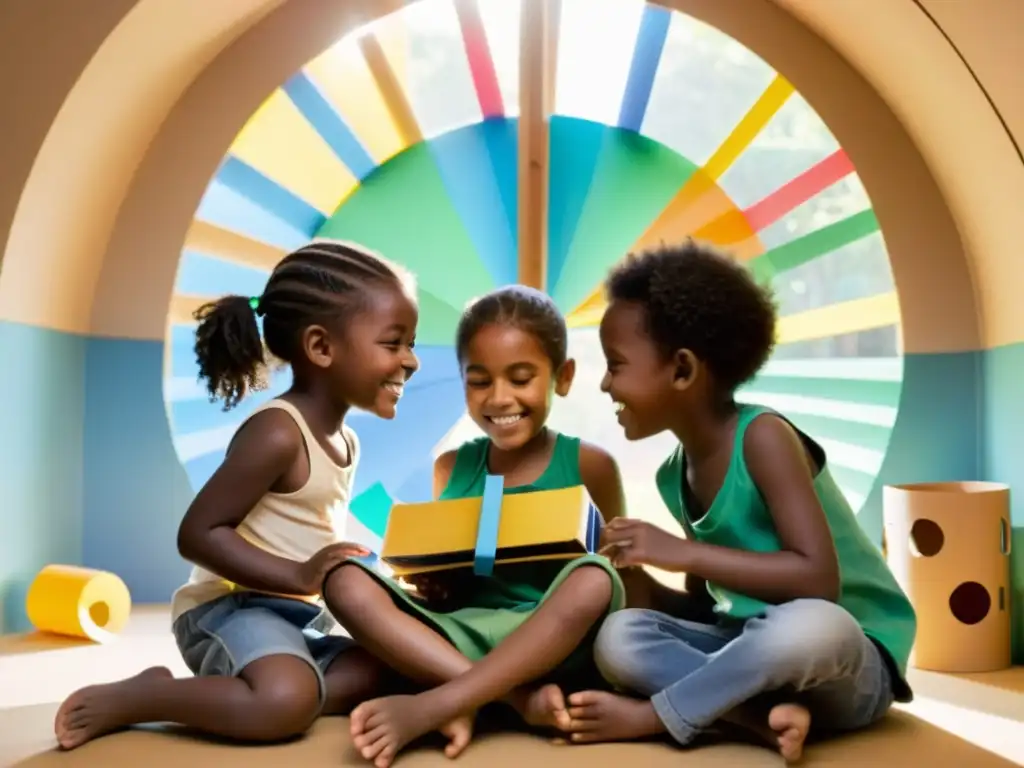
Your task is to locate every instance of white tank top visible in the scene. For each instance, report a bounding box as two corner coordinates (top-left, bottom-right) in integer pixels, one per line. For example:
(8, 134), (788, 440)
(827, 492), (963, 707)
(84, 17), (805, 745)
(170, 399), (358, 621)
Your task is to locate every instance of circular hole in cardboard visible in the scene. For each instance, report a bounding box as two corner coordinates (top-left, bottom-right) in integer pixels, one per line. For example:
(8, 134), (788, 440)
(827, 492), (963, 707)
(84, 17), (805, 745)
(909, 518), (944, 557)
(948, 581), (991, 625)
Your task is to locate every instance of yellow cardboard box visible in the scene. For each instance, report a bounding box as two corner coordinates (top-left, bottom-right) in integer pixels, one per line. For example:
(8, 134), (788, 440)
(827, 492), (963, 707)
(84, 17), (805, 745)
(380, 484), (601, 577)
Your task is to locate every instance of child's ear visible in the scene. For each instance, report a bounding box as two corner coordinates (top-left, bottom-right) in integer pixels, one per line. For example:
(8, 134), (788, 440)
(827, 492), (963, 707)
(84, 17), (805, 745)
(671, 349), (699, 391)
(301, 325), (333, 369)
(554, 358), (576, 397)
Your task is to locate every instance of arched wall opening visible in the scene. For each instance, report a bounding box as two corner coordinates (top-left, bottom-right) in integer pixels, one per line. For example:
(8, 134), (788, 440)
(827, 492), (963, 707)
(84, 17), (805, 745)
(0, 0), (1019, 657)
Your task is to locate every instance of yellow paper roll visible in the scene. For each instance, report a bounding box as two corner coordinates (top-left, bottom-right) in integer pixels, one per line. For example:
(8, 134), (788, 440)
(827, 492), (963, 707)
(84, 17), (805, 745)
(25, 565), (132, 643)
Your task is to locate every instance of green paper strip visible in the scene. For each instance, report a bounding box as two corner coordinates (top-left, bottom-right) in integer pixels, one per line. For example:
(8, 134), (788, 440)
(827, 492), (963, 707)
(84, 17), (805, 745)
(749, 210), (879, 283)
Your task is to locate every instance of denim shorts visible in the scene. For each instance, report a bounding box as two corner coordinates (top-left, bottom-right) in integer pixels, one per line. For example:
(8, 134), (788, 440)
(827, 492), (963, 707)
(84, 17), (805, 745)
(171, 592), (356, 708)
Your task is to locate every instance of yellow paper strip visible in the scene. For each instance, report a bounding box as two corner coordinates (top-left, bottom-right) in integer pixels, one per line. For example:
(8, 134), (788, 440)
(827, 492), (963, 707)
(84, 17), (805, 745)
(304, 41), (405, 164)
(703, 74), (794, 181)
(228, 89), (357, 214)
(777, 292), (901, 345)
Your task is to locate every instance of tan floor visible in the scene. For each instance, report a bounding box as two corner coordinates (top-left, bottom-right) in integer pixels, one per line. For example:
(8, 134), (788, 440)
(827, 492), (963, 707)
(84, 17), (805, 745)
(1, 607), (1022, 767)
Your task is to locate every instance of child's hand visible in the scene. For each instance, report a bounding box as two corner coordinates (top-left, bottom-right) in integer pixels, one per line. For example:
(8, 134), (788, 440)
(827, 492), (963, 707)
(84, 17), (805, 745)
(599, 518), (688, 572)
(297, 541), (371, 595)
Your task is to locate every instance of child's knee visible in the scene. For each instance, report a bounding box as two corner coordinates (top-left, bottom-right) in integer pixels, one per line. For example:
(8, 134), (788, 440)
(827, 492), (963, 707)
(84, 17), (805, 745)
(562, 565), (614, 617)
(241, 656), (323, 739)
(772, 600), (862, 651)
(322, 564), (380, 617)
(593, 609), (650, 687)
(758, 599), (867, 683)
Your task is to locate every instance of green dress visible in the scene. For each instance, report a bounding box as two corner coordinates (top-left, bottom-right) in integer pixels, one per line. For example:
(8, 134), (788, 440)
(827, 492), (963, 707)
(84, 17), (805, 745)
(347, 431), (625, 677)
(655, 402), (916, 700)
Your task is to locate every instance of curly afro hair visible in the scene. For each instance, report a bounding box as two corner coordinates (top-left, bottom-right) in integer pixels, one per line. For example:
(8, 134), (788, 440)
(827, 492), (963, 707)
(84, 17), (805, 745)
(604, 240), (778, 394)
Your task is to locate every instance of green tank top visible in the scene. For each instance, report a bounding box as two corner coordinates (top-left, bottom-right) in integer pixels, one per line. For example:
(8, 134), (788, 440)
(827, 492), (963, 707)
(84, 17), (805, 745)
(439, 431), (583, 610)
(655, 403), (916, 698)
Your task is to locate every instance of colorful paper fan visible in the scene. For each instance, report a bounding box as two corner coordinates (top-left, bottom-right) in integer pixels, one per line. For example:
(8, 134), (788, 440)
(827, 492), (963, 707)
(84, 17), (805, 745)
(164, 0), (903, 553)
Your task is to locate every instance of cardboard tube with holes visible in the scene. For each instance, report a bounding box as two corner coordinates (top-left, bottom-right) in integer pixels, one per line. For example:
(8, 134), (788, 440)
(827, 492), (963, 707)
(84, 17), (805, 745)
(883, 482), (1011, 673)
(25, 565), (132, 643)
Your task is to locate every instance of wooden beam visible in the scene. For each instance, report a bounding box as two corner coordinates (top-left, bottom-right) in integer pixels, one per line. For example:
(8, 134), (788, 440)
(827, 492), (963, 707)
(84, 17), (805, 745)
(359, 32), (422, 147)
(185, 220), (286, 272)
(542, 0), (561, 118)
(516, 0), (560, 290)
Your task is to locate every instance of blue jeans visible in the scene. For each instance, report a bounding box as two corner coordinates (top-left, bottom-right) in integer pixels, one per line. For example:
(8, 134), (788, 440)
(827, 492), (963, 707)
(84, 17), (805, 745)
(593, 599), (896, 745)
(172, 593), (355, 709)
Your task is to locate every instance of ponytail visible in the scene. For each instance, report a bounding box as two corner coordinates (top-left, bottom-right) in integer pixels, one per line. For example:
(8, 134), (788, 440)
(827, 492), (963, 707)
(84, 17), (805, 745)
(193, 294), (267, 411)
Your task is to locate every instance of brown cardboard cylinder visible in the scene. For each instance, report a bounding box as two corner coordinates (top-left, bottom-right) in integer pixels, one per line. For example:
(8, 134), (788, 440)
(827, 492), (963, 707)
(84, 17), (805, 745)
(883, 482), (1012, 673)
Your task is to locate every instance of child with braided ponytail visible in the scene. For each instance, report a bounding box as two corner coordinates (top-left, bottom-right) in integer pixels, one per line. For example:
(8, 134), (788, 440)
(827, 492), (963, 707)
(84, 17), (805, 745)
(54, 240), (420, 749)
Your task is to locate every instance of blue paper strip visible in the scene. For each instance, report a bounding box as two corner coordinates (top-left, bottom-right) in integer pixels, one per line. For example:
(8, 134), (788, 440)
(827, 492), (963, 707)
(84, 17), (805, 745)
(428, 121), (518, 288)
(617, 5), (671, 132)
(283, 72), (377, 181)
(215, 156), (326, 236)
(474, 474), (504, 576)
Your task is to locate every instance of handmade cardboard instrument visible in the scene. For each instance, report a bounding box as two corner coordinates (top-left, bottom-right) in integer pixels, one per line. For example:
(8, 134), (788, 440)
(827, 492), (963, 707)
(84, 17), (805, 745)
(380, 477), (602, 577)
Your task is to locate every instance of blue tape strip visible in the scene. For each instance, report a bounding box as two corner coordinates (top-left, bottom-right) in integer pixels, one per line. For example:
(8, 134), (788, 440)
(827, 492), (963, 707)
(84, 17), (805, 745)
(586, 504), (603, 553)
(474, 474), (504, 576)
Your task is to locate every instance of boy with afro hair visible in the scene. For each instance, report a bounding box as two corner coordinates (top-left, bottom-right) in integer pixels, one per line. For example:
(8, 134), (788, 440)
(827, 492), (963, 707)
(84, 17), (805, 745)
(561, 240), (916, 763)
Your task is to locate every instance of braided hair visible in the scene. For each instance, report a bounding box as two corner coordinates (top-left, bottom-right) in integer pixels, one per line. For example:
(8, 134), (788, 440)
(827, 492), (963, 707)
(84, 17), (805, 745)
(192, 240), (414, 410)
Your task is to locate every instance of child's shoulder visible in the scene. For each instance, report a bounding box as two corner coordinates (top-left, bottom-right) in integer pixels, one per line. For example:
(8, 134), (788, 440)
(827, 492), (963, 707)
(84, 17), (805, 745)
(577, 438), (619, 478)
(434, 446), (459, 474)
(736, 407), (824, 496)
(226, 403), (305, 467)
(739, 408), (802, 464)
(433, 435), (489, 467)
(432, 436), (489, 492)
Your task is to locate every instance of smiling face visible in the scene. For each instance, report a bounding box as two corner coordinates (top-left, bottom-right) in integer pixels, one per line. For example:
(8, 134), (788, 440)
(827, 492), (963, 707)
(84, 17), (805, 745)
(461, 323), (574, 450)
(311, 283), (420, 419)
(598, 299), (681, 440)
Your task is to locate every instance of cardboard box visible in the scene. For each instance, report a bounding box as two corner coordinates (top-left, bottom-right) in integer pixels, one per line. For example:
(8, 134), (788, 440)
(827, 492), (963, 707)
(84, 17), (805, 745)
(380, 483), (602, 577)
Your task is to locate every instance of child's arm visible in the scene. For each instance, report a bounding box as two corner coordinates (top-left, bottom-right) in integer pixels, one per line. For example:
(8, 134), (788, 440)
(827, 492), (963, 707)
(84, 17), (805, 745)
(602, 414), (840, 604)
(578, 441), (625, 522)
(432, 449), (458, 499)
(580, 442), (714, 617)
(177, 409), (367, 596)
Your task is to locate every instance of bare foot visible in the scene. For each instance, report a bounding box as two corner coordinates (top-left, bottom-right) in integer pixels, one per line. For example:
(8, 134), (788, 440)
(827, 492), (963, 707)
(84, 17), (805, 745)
(54, 666), (174, 749)
(438, 715), (474, 759)
(350, 694), (474, 768)
(508, 684), (569, 730)
(769, 703), (811, 763)
(565, 690), (666, 743)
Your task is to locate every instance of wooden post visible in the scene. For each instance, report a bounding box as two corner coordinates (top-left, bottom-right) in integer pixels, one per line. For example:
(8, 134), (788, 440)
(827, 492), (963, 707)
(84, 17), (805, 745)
(517, 0), (560, 290)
